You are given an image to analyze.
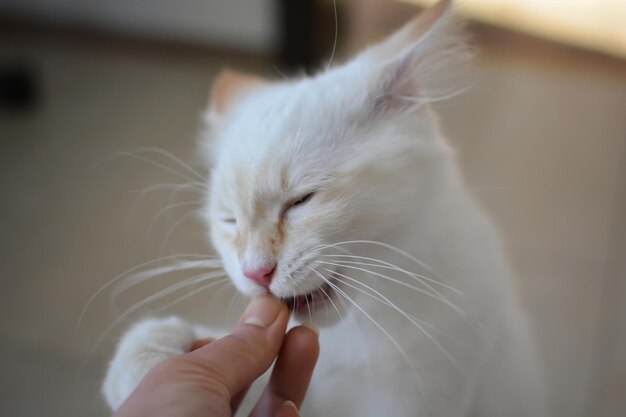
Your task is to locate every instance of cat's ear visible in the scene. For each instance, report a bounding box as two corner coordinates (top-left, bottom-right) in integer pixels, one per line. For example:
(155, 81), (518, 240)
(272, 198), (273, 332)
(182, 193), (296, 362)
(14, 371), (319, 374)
(208, 69), (266, 118)
(360, 0), (469, 116)
(362, 0), (452, 62)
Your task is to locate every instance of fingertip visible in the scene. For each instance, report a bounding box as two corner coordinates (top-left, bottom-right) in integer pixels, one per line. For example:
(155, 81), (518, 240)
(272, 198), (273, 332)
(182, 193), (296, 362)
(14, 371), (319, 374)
(274, 400), (300, 417)
(240, 294), (285, 328)
(286, 325), (320, 361)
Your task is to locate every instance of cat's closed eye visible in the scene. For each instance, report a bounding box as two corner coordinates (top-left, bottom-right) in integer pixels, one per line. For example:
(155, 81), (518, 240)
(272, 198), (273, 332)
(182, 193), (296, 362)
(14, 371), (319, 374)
(287, 192), (314, 209)
(281, 192), (315, 218)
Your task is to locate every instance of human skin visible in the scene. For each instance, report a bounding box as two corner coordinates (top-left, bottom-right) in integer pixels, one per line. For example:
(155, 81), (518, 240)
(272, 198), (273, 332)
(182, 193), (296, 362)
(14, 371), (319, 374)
(112, 295), (320, 417)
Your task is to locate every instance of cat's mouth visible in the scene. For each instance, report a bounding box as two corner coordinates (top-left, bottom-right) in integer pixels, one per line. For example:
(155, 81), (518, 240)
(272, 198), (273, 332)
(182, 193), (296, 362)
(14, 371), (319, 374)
(283, 280), (336, 315)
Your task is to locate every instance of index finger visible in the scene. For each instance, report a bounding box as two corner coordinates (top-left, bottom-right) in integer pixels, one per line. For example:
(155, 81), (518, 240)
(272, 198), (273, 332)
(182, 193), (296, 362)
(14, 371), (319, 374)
(250, 324), (320, 417)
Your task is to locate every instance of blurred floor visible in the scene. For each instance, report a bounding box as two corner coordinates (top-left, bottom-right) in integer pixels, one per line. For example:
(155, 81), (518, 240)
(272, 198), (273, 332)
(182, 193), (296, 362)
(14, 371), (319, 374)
(1, 25), (625, 417)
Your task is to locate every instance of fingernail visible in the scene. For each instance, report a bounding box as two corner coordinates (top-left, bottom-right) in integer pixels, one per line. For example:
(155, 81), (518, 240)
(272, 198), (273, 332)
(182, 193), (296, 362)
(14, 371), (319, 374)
(301, 322), (319, 337)
(242, 295), (281, 328)
(281, 400), (299, 414)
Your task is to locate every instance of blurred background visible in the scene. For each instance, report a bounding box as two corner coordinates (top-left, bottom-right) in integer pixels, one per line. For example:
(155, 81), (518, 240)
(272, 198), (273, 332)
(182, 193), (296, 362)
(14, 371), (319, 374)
(1, 0), (625, 416)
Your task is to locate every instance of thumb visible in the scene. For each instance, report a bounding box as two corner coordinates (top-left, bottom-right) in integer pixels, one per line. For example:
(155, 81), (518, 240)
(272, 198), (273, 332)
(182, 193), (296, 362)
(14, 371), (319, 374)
(185, 295), (289, 397)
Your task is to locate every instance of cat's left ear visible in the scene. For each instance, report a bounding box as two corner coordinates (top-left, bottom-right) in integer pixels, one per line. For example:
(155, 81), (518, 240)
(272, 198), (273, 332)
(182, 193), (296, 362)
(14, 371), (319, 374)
(360, 0), (469, 115)
(208, 69), (266, 119)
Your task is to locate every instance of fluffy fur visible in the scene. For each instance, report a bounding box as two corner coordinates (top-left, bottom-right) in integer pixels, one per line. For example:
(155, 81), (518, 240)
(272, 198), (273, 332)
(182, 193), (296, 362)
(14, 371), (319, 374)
(103, 1), (546, 415)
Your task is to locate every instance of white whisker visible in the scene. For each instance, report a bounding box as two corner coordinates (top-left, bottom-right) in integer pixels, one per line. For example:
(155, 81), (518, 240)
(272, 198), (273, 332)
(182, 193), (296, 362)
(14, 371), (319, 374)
(321, 254), (462, 294)
(306, 295), (313, 323)
(159, 209), (200, 257)
(82, 271), (225, 370)
(318, 284), (334, 322)
(305, 266), (424, 392)
(109, 259), (222, 305)
(76, 255), (218, 334)
(326, 268), (464, 373)
(310, 240), (482, 331)
(126, 147), (205, 181)
(318, 260), (445, 301)
(272, 65), (288, 79)
(326, 0), (338, 71)
(309, 266), (380, 389)
(128, 183), (204, 219)
(212, 277), (232, 305)
(306, 265), (343, 322)
(226, 290), (243, 325)
(320, 264), (466, 347)
(148, 201), (201, 232)
(130, 182), (204, 195)
(328, 261), (479, 333)
(306, 240), (436, 274)
(156, 277), (229, 313)
(291, 288), (297, 320)
(117, 151), (203, 185)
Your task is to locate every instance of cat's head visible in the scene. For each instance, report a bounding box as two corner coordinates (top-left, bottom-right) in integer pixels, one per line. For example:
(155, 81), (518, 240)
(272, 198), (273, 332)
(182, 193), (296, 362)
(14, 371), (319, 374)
(200, 0), (467, 319)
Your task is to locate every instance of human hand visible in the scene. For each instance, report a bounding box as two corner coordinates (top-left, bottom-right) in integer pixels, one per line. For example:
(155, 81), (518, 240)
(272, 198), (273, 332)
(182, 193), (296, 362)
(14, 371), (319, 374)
(111, 295), (319, 417)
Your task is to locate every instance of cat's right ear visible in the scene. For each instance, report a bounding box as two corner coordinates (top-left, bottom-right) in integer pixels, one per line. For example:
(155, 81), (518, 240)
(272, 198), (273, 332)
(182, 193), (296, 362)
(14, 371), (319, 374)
(356, 0), (469, 117)
(361, 0), (453, 63)
(208, 69), (266, 122)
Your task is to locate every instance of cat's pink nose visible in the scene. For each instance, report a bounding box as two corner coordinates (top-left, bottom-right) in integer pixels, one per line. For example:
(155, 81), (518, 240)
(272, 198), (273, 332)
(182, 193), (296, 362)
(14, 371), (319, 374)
(242, 264), (275, 288)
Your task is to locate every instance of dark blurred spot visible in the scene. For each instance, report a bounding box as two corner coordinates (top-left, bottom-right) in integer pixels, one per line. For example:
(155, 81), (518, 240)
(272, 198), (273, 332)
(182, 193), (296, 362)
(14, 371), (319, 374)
(0, 62), (40, 113)
(279, 0), (318, 71)
(278, 0), (344, 72)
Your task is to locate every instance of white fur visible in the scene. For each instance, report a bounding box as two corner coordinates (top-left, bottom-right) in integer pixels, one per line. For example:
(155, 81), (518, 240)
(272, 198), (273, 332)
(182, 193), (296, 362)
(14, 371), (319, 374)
(102, 317), (195, 409)
(104, 2), (546, 415)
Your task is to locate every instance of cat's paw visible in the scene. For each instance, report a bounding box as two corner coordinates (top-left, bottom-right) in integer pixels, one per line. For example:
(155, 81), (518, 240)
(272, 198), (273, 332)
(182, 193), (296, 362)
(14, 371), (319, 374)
(102, 317), (196, 410)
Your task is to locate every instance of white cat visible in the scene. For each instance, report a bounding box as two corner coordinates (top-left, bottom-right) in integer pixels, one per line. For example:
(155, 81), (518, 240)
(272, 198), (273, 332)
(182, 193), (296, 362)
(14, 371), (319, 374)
(103, 1), (546, 415)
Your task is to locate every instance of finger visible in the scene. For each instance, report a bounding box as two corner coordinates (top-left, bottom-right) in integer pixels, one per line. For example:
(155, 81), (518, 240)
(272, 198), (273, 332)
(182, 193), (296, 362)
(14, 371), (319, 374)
(265, 325), (319, 407)
(274, 401), (300, 417)
(250, 324), (319, 417)
(184, 295), (290, 399)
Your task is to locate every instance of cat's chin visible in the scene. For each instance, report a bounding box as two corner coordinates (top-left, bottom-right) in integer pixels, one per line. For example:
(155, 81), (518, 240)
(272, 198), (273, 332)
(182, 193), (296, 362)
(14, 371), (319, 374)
(284, 280), (334, 313)
(282, 276), (343, 326)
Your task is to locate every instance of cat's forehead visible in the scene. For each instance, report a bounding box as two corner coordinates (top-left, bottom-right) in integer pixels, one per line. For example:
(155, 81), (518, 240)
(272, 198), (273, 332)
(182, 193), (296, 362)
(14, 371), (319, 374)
(228, 83), (326, 139)
(214, 147), (319, 200)
(215, 82), (345, 168)
(213, 130), (321, 212)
